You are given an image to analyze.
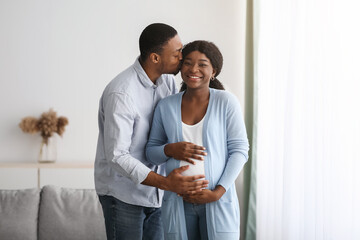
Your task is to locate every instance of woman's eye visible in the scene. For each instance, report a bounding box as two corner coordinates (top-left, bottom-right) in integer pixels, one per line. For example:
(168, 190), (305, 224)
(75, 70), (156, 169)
(183, 62), (191, 66)
(199, 64), (207, 67)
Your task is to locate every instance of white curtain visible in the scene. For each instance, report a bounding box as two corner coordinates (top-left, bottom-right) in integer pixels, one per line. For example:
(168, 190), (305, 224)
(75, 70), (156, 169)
(255, 0), (360, 239)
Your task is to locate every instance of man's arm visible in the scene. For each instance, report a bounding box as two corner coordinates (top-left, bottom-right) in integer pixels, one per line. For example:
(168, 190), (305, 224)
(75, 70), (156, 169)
(103, 92), (152, 184)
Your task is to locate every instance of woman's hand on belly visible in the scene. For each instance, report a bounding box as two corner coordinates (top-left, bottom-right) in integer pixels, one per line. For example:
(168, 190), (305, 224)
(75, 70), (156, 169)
(164, 141), (207, 164)
(181, 185), (226, 204)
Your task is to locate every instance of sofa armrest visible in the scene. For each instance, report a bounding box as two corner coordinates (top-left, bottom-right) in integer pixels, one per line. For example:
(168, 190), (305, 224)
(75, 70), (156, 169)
(0, 188), (40, 240)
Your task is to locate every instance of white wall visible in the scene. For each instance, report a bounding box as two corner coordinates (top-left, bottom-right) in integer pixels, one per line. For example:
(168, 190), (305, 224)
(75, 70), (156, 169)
(0, 0), (246, 162)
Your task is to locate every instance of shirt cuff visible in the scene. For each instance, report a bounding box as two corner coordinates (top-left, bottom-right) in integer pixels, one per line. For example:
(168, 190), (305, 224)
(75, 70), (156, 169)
(130, 163), (152, 185)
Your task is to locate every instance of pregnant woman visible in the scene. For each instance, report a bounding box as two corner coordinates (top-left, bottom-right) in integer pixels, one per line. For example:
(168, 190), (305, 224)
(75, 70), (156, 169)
(146, 40), (249, 240)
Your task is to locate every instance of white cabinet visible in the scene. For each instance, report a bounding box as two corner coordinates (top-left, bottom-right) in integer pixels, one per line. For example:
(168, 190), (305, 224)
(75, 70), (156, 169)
(0, 168), (38, 189)
(0, 162), (94, 189)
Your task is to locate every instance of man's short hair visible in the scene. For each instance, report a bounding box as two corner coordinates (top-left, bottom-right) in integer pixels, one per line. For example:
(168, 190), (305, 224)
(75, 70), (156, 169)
(139, 23), (178, 62)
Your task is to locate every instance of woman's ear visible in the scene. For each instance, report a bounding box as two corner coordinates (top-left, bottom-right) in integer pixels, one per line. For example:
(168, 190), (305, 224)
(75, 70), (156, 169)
(149, 53), (160, 64)
(212, 69), (217, 78)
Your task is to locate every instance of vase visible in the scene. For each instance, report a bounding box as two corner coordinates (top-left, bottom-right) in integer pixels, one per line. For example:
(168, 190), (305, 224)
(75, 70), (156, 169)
(39, 137), (57, 163)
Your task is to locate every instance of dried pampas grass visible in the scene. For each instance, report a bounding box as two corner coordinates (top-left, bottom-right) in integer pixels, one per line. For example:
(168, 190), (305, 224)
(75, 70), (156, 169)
(19, 117), (39, 134)
(19, 109), (69, 144)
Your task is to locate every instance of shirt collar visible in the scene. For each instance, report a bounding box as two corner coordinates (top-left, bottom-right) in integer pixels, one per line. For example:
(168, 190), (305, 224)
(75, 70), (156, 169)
(133, 57), (164, 88)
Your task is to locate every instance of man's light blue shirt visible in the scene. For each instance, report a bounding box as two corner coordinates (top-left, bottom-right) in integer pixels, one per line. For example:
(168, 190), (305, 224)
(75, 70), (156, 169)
(94, 58), (177, 208)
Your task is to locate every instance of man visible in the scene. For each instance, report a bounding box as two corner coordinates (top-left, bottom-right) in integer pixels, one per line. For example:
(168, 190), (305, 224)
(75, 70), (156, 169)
(95, 23), (208, 240)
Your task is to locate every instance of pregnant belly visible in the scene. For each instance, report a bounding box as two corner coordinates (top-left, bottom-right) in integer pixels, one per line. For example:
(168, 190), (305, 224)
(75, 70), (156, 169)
(179, 159), (205, 180)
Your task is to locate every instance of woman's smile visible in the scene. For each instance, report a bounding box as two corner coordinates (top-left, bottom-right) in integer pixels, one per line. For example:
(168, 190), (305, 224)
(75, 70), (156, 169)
(187, 75), (202, 81)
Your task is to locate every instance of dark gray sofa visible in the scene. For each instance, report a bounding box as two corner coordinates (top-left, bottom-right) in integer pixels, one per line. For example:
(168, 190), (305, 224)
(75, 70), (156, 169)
(0, 185), (106, 240)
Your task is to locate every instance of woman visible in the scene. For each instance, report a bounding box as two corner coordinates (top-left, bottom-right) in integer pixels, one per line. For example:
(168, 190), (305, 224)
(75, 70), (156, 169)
(146, 40), (249, 240)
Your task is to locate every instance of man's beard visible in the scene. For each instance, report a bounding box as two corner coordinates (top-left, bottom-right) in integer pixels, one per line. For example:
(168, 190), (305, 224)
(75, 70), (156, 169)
(171, 69), (180, 75)
(171, 65), (181, 75)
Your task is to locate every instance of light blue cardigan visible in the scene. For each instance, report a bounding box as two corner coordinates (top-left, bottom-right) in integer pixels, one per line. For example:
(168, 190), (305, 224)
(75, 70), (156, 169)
(146, 88), (249, 240)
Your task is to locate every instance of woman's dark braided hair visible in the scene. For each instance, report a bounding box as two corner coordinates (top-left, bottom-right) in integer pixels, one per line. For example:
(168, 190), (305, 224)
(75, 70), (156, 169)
(180, 40), (225, 92)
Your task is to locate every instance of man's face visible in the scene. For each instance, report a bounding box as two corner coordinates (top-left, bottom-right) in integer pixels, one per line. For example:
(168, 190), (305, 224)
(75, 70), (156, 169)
(158, 35), (183, 75)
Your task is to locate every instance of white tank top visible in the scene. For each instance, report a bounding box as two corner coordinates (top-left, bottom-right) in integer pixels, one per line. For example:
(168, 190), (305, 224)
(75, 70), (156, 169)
(179, 117), (205, 178)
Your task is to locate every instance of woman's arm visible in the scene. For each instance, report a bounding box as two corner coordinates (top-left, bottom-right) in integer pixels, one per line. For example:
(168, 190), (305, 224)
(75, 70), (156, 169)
(146, 105), (169, 165)
(217, 94), (249, 191)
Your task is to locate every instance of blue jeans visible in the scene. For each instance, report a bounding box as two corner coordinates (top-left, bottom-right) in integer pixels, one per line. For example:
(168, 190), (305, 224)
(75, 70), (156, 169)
(98, 195), (164, 240)
(183, 201), (208, 240)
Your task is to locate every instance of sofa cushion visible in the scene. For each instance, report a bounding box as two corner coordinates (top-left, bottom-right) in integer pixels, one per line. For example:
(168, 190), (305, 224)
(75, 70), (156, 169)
(0, 188), (40, 240)
(38, 185), (106, 240)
